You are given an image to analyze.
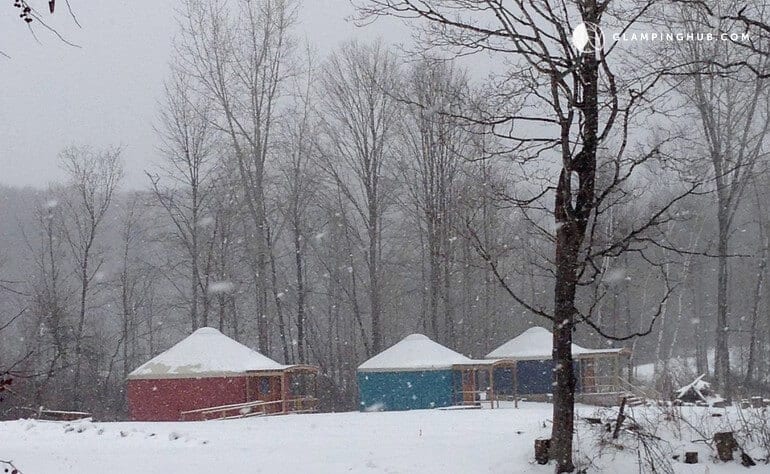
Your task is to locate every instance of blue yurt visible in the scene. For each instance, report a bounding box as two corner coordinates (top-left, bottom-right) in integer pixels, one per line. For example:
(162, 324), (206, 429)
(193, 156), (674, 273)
(485, 327), (628, 397)
(357, 334), (472, 411)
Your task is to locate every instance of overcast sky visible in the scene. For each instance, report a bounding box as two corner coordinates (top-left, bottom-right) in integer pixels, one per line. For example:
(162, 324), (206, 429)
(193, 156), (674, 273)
(0, 1), (404, 189)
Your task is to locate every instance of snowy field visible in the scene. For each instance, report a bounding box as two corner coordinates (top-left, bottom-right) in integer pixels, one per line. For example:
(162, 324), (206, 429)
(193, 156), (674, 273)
(2, 402), (770, 473)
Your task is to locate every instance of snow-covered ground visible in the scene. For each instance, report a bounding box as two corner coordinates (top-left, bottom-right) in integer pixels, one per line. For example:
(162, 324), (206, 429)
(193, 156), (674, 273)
(1, 402), (769, 473)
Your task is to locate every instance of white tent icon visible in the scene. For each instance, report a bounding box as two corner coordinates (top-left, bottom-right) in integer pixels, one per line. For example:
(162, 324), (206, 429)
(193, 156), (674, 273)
(572, 22), (603, 54)
(572, 23), (591, 53)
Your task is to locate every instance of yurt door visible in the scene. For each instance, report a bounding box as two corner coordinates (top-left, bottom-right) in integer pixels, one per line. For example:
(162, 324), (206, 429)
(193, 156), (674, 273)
(462, 370), (476, 404)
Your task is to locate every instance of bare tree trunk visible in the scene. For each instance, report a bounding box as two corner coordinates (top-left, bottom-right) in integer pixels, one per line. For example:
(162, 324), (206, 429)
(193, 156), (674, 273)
(745, 248), (766, 385)
(763, 260), (770, 384)
(551, 224), (580, 473)
(118, 199), (141, 381)
(715, 214), (732, 399)
(654, 259), (671, 384)
(367, 205), (382, 353)
(428, 250), (440, 340)
(666, 220), (705, 367)
(442, 242), (455, 346)
(293, 212), (307, 363)
(191, 218), (200, 331)
(745, 191), (769, 385)
(267, 222), (291, 364)
(692, 263), (710, 377)
(255, 209), (271, 354)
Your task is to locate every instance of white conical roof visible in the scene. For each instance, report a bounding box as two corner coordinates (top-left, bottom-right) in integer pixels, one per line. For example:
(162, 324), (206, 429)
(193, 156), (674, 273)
(357, 333), (472, 372)
(485, 326), (623, 360)
(128, 327), (287, 379)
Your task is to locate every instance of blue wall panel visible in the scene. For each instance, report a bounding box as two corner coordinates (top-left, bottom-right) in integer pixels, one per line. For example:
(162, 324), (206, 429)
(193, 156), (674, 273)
(491, 360), (583, 395)
(517, 360), (554, 394)
(493, 367), (515, 395)
(357, 369), (455, 411)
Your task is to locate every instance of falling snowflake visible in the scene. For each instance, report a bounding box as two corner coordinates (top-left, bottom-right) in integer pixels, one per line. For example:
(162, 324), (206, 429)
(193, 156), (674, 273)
(208, 281), (235, 294)
(197, 216), (215, 227)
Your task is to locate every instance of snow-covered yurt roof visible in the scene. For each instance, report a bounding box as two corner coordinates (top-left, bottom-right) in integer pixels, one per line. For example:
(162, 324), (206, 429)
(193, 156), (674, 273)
(358, 334), (472, 372)
(485, 326), (624, 360)
(128, 327), (287, 379)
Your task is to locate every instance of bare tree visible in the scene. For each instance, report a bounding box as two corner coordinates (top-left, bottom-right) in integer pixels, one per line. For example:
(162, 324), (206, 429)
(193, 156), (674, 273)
(23, 195), (71, 408)
(207, 168), (242, 337)
(149, 67), (218, 332)
(745, 179), (769, 386)
(114, 194), (157, 382)
(397, 58), (468, 344)
(307, 184), (372, 403)
(276, 51), (320, 363)
(59, 145), (123, 409)
(317, 40), (400, 354)
(666, 18), (770, 398)
(177, 0), (297, 353)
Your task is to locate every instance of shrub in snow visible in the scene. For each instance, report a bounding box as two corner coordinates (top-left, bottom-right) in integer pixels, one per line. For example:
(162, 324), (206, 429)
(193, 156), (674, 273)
(575, 406), (674, 474)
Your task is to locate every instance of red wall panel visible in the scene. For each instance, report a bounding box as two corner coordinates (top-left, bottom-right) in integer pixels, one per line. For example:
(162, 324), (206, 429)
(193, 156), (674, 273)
(127, 376), (248, 421)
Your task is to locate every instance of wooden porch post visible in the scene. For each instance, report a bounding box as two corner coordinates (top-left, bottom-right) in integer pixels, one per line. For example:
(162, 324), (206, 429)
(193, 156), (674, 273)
(314, 370), (319, 405)
(452, 370), (457, 405)
(489, 366), (495, 409)
(513, 361), (518, 408)
(281, 371), (288, 414)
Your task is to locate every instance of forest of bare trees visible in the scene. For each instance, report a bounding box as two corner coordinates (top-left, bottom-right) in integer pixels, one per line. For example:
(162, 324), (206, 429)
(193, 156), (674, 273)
(3, 0), (770, 471)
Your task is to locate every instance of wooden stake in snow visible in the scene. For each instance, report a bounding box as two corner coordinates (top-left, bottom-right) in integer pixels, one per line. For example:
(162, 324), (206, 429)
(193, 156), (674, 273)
(713, 432), (737, 461)
(534, 438), (551, 465)
(612, 397), (627, 439)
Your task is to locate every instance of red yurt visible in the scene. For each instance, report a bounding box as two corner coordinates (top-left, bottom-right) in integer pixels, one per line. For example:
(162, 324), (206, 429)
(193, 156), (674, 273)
(127, 327), (318, 421)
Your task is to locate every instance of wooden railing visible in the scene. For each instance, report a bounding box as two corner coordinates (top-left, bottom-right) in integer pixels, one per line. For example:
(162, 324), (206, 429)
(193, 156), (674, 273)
(23, 407), (92, 421)
(180, 399), (269, 420)
(180, 396), (319, 421)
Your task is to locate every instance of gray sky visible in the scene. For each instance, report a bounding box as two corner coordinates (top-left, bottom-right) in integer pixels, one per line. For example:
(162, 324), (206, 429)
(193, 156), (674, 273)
(0, 1), (403, 189)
